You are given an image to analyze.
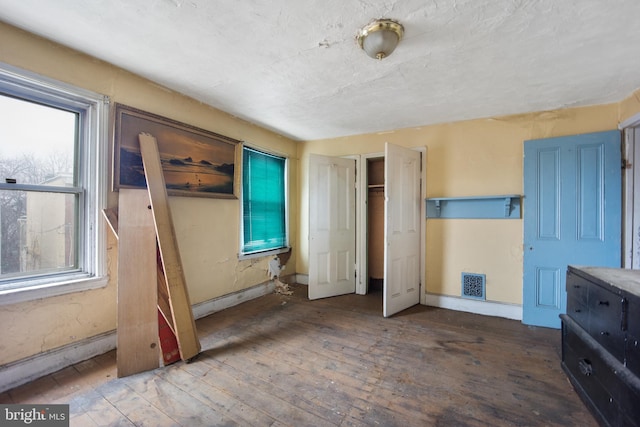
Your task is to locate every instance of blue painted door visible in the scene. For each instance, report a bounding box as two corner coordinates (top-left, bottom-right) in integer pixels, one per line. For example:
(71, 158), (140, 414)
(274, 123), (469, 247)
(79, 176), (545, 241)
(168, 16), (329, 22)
(523, 130), (621, 328)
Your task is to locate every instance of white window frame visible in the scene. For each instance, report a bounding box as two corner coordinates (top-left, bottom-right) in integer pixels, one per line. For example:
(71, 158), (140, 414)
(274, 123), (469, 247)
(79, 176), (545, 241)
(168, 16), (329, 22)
(239, 143), (290, 260)
(0, 63), (109, 305)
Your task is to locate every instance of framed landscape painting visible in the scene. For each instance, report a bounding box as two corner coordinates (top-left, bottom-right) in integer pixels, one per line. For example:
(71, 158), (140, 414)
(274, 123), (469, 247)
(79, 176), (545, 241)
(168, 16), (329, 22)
(113, 104), (240, 198)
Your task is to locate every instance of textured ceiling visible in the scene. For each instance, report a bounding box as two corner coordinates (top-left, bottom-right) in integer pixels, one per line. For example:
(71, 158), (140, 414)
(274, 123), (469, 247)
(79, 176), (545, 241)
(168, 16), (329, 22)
(1, 0), (640, 141)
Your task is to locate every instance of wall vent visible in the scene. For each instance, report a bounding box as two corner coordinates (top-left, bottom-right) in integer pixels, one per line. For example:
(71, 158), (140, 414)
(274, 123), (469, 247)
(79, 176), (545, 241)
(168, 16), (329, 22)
(461, 273), (486, 300)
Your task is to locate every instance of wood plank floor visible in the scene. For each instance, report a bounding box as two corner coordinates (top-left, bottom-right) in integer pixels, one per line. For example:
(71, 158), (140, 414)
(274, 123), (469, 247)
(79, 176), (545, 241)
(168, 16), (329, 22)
(1, 284), (597, 426)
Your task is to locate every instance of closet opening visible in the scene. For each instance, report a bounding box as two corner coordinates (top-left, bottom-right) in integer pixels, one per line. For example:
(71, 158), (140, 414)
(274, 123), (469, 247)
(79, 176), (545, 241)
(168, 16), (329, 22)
(366, 157), (385, 295)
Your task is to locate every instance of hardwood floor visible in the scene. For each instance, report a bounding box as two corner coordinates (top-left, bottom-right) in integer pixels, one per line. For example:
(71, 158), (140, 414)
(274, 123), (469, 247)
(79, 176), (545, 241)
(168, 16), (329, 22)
(1, 283), (596, 426)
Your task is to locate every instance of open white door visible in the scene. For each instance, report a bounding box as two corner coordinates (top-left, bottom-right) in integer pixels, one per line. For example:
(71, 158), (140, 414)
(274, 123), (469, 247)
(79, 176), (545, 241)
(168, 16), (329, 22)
(308, 154), (356, 299)
(384, 143), (421, 317)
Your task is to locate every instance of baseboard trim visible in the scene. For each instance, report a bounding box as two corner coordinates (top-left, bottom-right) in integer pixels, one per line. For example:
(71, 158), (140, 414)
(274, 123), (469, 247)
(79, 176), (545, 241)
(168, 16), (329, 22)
(425, 293), (522, 320)
(1, 276), (295, 394)
(0, 330), (116, 394)
(192, 275), (293, 319)
(290, 276), (520, 320)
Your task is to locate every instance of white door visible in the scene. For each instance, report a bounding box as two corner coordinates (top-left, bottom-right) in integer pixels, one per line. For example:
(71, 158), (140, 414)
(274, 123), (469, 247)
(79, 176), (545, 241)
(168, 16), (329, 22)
(308, 154), (356, 299)
(384, 143), (422, 317)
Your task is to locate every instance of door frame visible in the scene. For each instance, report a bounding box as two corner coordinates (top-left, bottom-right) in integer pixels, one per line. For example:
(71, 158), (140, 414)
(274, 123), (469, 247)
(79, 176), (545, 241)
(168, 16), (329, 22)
(356, 148), (427, 305)
(623, 126), (639, 268)
(620, 113), (640, 269)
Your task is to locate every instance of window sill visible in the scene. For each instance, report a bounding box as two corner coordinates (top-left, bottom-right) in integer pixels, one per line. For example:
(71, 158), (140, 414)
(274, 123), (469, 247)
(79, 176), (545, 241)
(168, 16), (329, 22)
(238, 246), (291, 261)
(0, 274), (109, 306)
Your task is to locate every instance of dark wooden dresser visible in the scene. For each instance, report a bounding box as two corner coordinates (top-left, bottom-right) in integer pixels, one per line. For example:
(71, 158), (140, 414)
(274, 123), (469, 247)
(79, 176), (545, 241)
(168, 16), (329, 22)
(561, 266), (640, 426)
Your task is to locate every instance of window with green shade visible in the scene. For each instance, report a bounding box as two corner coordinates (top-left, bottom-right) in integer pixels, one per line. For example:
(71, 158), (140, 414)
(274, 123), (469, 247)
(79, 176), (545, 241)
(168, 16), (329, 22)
(241, 146), (287, 256)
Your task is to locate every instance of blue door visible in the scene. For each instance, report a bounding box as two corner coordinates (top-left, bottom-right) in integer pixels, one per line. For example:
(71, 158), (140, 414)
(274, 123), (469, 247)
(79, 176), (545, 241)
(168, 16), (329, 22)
(523, 130), (621, 328)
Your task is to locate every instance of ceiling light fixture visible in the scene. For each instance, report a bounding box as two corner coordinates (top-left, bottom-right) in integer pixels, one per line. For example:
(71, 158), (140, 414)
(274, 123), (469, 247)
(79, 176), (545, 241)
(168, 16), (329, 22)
(357, 19), (404, 60)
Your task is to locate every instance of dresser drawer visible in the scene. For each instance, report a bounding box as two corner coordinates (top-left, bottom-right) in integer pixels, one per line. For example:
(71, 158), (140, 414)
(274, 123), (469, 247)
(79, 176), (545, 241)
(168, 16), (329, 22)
(628, 334), (640, 378)
(627, 292), (639, 379)
(567, 270), (589, 304)
(567, 295), (589, 328)
(588, 284), (626, 362)
(562, 315), (640, 427)
(562, 321), (622, 426)
(628, 292), (640, 339)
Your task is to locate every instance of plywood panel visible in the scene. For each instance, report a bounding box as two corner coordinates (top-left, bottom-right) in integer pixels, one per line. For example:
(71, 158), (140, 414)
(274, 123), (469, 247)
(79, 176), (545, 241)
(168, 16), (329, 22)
(156, 251), (174, 333)
(102, 207), (119, 239)
(116, 189), (159, 377)
(138, 132), (201, 361)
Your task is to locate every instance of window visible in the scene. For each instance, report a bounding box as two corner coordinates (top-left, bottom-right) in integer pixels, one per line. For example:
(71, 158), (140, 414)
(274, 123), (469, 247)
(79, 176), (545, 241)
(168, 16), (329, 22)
(0, 63), (108, 302)
(241, 146), (288, 257)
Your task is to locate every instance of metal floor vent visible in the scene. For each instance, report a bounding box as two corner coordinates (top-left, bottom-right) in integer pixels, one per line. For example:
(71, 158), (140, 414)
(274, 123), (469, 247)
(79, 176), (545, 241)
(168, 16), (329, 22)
(461, 273), (486, 300)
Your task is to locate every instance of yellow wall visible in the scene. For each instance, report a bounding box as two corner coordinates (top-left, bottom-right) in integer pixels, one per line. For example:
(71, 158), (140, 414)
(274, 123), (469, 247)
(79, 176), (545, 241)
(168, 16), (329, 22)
(619, 87), (640, 123)
(297, 105), (620, 304)
(0, 22), (298, 365)
(2, 19), (640, 367)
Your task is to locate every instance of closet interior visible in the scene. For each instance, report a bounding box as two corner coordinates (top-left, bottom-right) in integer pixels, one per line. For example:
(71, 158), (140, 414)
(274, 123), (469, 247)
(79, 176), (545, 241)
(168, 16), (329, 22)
(367, 158), (384, 293)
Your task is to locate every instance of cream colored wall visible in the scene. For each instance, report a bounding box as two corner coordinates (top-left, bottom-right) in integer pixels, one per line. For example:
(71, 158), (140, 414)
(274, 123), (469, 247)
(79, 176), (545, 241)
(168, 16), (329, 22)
(0, 22), (298, 365)
(297, 105), (620, 305)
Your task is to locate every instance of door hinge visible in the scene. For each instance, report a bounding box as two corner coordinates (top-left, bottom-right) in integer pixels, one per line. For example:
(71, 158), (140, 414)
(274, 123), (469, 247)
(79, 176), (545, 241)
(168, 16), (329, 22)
(623, 159), (632, 169)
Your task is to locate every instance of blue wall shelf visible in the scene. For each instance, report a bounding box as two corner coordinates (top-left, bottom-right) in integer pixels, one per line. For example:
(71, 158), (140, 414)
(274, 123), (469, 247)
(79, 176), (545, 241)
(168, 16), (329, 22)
(425, 195), (522, 219)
